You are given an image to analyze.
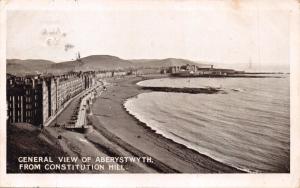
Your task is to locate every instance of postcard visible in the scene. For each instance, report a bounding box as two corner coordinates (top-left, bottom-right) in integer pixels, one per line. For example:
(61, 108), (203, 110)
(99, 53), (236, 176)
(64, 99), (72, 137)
(0, 0), (300, 187)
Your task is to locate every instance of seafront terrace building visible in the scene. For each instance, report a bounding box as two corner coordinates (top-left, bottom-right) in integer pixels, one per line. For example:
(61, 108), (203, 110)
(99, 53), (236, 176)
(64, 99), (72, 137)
(7, 72), (95, 127)
(94, 70), (128, 78)
(7, 75), (45, 125)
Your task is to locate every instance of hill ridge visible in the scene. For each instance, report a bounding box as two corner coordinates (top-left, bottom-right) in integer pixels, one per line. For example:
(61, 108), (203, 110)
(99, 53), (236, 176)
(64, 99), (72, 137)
(7, 55), (208, 75)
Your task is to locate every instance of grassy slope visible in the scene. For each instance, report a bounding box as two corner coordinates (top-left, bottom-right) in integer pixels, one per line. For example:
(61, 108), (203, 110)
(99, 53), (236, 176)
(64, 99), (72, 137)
(7, 123), (71, 173)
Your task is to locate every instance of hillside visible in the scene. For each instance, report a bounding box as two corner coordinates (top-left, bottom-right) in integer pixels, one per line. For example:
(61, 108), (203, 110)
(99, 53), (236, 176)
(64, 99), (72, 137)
(49, 55), (134, 73)
(7, 59), (55, 75)
(7, 55), (208, 75)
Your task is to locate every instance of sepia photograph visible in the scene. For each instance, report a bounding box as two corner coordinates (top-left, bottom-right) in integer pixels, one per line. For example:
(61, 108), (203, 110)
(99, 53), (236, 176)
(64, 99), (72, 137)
(1, 0), (300, 187)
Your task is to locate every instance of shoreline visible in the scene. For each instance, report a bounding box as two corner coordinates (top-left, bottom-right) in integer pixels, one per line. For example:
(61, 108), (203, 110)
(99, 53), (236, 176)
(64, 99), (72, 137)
(90, 75), (244, 173)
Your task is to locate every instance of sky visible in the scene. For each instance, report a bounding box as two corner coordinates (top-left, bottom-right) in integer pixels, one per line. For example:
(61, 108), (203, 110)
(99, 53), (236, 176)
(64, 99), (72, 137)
(6, 0), (295, 71)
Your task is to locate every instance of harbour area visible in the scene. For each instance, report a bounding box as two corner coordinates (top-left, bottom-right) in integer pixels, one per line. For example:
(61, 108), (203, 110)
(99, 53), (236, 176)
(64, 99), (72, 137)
(169, 64), (287, 78)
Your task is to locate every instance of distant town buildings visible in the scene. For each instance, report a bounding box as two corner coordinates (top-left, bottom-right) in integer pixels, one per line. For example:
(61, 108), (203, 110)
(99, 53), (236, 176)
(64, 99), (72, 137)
(169, 64), (244, 77)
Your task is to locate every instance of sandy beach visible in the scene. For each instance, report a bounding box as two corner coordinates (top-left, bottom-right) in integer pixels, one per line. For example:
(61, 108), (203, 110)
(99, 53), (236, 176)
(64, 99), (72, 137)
(86, 75), (242, 173)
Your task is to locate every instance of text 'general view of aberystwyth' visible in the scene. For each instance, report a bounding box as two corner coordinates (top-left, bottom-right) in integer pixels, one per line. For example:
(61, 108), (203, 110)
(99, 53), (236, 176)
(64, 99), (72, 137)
(6, 5), (290, 173)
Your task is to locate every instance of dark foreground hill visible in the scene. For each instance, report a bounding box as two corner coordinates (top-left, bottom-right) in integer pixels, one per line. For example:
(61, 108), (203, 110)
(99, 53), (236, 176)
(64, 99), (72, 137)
(7, 123), (72, 173)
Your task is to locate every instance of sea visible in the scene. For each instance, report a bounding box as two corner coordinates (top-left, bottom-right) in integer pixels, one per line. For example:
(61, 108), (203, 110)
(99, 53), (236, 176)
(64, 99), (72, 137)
(124, 75), (290, 173)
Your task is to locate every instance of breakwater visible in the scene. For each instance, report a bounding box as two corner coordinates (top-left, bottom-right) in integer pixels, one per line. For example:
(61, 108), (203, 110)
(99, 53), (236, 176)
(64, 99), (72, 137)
(141, 86), (222, 94)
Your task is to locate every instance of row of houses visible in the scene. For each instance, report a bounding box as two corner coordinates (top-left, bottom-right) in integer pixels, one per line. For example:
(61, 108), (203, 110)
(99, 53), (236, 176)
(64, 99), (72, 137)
(6, 72), (96, 127)
(6, 68), (145, 127)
